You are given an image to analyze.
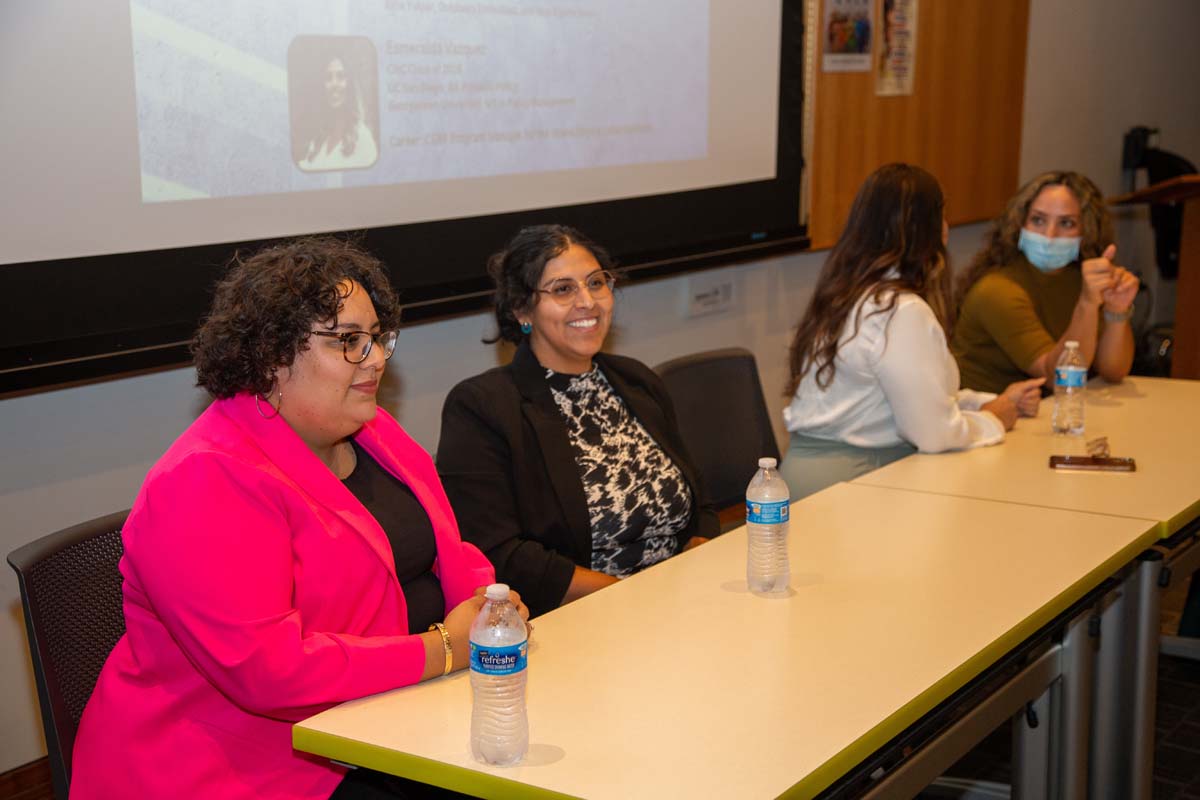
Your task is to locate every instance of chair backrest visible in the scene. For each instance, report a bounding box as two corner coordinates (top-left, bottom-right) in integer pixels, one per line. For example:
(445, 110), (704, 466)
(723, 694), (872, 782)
(655, 348), (781, 510)
(7, 510), (129, 800)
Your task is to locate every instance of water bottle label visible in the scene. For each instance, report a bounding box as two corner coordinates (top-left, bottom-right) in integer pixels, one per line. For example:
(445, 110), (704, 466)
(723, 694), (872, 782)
(1054, 366), (1086, 388)
(746, 499), (789, 524)
(470, 641), (528, 675)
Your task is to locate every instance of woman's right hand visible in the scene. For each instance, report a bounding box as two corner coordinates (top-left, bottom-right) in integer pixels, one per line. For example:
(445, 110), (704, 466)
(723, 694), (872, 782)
(441, 588), (530, 672)
(981, 394), (1019, 431)
(562, 565), (620, 604)
(999, 377), (1045, 418)
(442, 592), (488, 672)
(1080, 244), (1118, 306)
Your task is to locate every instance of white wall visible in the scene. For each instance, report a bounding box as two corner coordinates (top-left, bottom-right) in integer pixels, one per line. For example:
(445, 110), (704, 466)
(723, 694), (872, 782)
(3, 0), (1200, 773)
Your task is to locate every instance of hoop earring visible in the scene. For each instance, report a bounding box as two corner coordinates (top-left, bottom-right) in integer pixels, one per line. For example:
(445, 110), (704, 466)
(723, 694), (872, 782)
(520, 321), (533, 335)
(256, 385), (282, 419)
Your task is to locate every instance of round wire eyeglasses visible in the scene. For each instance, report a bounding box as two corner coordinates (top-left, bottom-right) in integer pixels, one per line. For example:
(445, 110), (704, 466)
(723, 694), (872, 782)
(535, 270), (616, 305)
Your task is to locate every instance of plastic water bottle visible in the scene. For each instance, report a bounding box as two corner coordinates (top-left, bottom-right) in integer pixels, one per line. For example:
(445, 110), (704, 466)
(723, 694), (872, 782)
(1052, 340), (1086, 435)
(746, 457), (790, 594)
(469, 583), (528, 766)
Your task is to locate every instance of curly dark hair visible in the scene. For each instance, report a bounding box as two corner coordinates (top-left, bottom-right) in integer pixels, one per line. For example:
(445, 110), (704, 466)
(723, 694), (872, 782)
(786, 163), (948, 396)
(192, 236), (401, 398)
(485, 224), (616, 344)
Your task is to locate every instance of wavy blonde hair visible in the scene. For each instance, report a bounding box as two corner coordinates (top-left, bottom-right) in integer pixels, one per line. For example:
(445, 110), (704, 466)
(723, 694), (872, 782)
(953, 171), (1114, 314)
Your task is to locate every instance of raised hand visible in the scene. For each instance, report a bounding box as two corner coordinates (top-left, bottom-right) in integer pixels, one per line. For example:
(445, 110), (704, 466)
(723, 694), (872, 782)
(1102, 266), (1139, 314)
(1080, 244), (1118, 306)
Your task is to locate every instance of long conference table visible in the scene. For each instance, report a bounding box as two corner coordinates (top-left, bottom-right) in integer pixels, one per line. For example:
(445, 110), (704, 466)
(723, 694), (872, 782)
(852, 375), (1200, 799)
(295, 376), (1200, 799)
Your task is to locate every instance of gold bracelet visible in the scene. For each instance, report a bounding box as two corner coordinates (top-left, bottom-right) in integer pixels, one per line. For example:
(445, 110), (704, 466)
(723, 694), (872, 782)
(428, 623), (453, 676)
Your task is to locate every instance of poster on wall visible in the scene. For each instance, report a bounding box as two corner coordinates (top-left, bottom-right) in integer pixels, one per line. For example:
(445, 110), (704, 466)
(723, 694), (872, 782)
(876, 0), (918, 95)
(822, 0), (873, 72)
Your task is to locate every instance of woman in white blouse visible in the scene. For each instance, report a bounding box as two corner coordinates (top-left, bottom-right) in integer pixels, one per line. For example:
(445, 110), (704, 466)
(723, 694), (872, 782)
(780, 164), (1044, 498)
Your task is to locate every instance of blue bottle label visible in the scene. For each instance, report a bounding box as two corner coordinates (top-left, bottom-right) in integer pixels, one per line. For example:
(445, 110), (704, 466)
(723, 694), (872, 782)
(746, 499), (789, 524)
(1054, 365), (1086, 388)
(470, 641), (528, 675)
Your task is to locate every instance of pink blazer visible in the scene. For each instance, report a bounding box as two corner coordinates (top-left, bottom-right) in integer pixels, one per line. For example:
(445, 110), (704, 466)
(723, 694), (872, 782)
(71, 394), (494, 799)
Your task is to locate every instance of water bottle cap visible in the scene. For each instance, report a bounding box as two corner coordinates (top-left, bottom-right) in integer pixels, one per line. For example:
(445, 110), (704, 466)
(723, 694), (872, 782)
(485, 583), (510, 601)
(758, 457), (777, 469)
(1065, 340), (1079, 349)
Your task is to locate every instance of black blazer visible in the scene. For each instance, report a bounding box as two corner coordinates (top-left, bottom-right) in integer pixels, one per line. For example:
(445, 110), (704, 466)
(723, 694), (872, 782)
(437, 341), (719, 616)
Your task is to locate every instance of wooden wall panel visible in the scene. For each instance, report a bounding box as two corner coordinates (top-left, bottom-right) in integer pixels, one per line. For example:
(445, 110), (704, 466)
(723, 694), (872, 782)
(809, 1), (1030, 249)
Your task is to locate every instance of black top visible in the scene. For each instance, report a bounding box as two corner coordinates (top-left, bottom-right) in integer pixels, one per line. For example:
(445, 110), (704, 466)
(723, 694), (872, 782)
(546, 366), (693, 577)
(437, 340), (719, 617)
(343, 440), (443, 632)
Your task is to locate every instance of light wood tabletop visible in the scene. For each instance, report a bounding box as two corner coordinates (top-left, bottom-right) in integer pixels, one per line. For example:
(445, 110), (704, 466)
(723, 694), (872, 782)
(854, 377), (1200, 536)
(295, 483), (1158, 800)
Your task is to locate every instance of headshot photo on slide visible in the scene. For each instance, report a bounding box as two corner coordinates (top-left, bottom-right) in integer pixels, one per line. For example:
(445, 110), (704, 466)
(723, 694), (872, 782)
(288, 35), (381, 173)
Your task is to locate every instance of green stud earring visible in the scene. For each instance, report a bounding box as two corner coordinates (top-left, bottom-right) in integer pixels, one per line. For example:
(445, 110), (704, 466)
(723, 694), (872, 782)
(520, 321), (533, 334)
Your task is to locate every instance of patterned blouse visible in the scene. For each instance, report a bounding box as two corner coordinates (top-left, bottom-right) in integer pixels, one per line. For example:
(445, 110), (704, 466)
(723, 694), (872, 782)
(546, 366), (694, 577)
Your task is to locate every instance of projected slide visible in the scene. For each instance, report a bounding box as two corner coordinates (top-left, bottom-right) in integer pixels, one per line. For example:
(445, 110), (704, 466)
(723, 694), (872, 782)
(130, 0), (709, 202)
(3, 0), (777, 268)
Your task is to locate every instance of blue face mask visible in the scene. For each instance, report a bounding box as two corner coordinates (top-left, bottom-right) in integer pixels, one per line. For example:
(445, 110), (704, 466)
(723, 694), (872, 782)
(1018, 228), (1081, 272)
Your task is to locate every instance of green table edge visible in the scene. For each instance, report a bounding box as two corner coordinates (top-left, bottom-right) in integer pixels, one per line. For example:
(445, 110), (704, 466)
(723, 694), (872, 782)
(781, 515), (1161, 800)
(292, 726), (581, 800)
(1166, 498), (1200, 538)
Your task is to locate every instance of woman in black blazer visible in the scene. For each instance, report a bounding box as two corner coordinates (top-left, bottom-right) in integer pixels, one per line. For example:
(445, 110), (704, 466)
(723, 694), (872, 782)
(438, 225), (718, 617)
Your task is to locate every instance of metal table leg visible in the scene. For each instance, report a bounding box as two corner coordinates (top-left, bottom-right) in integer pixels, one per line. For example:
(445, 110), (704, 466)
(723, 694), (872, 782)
(1089, 553), (1162, 800)
(861, 646), (1060, 800)
(1056, 610), (1095, 800)
(1089, 577), (1132, 799)
(1131, 552), (1163, 800)
(1012, 688), (1051, 800)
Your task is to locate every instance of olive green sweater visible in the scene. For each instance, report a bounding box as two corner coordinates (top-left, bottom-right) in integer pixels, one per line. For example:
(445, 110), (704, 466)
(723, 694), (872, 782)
(951, 255), (1097, 394)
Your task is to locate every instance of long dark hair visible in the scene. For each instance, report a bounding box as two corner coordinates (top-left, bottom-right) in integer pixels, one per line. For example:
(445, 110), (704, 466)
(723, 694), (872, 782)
(302, 54), (366, 161)
(953, 171), (1113, 312)
(786, 163), (948, 395)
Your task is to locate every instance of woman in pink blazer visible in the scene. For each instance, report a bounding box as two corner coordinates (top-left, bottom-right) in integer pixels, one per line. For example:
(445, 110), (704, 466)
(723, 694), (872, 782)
(71, 238), (523, 799)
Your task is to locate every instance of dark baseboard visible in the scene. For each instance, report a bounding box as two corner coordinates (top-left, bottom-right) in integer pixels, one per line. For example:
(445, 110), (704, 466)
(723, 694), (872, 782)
(0, 758), (53, 800)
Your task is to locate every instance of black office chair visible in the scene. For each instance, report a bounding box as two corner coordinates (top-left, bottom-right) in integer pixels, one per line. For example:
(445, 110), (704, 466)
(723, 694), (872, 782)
(655, 348), (781, 512)
(7, 510), (129, 800)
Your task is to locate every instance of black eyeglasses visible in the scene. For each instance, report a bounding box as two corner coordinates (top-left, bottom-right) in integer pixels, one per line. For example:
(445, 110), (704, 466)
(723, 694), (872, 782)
(535, 270), (616, 305)
(310, 330), (399, 364)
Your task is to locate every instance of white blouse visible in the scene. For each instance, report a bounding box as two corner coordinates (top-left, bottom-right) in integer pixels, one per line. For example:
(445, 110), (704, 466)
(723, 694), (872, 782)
(783, 289), (1004, 452)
